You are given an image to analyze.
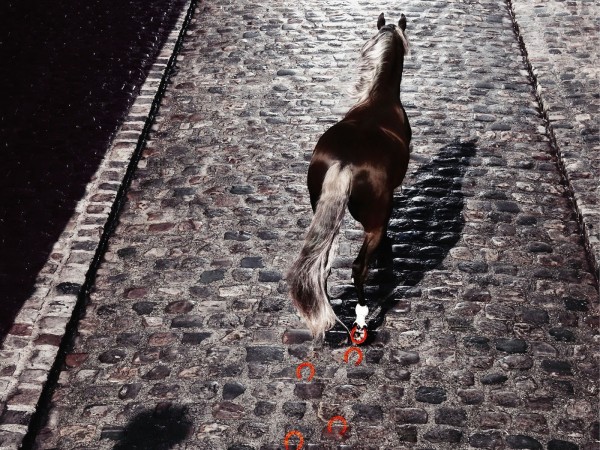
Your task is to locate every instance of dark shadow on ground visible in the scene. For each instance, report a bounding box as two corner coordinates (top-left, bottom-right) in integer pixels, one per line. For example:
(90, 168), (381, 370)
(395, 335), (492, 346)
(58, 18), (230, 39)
(325, 140), (476, 346)
(111, 404), (192, 450)
(0, 0), (187, 342)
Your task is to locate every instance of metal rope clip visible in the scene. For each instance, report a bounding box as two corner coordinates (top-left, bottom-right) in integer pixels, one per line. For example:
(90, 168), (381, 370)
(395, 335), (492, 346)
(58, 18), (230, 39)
(327, 415), (349, 436)
(284, 430), (304, 449)
(295, 361), (315, 381)
(343, 347), (363, 365)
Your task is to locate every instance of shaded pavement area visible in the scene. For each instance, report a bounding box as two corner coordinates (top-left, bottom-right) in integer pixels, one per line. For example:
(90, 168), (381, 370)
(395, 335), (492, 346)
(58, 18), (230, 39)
(0, 0), (188, 339)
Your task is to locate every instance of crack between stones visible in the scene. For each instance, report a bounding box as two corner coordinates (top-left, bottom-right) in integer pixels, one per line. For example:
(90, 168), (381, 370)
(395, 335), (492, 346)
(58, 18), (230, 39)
(505, 0), (599, 286)
(18, 1), (200, 448)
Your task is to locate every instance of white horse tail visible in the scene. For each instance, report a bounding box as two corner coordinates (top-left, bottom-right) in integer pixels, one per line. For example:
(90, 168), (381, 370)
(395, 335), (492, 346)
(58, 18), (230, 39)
(288, 162), (352, 338)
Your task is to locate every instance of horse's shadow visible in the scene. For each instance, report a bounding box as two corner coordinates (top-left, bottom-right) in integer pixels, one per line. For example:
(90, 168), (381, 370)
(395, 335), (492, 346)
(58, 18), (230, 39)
(111, 404), (192, 450)
(325, 140), (477, 346)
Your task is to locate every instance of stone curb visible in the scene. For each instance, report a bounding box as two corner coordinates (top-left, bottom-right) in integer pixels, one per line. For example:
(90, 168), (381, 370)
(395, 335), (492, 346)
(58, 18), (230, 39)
(508, 0), (600, 279)
(0, 2), (194, 448)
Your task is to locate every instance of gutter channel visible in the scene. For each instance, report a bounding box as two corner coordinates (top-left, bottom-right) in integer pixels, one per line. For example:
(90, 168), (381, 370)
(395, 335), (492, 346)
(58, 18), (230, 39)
(505, 0), (599, 286)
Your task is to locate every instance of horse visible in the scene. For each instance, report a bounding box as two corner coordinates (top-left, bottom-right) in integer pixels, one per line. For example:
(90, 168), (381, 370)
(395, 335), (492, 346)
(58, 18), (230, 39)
(288, 13), (412, 340)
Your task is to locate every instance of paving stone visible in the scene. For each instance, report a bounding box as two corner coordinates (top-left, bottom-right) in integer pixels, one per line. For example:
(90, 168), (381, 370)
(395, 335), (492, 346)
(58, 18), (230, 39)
(589, 422), (599, 441)
(470, 432), (506, 450)
(293, 383), (324, 400)
(351, 404), (383, 423)
(435, 407), (467, 427)
(253, 401), (275, 417)
(506, 434), (543, 449)
(181, 332), (211, 345)
(170, 315), (203, 328)
(464, 336), (490, 352)
(100, 426), (125, 441)
(525, 395), (555, 411)
(521, 309), (550, 325)
(98, 349), (127, 364)
(415, 386), (447, 404)
(240, 257), (264, 268)
(541, 359), (573, 376)
(492, 391), (521, 408)
(141, 364), (171, 380)
(458, 389), (485, 405)
(396, 425), (418, 443)
(481, 373), (508, 385)
(212, 402), (245, 420)
(393, 408), (428, 424)
(222, 382), (246, 400)
(514, 413), (548, 434)
(496, 338), (527, 353)
(116, 333), (144, 347)
(479, 410), (511, 429)
(423, 427), (463, 444)
(548, 440), (579, 450)
(564, 298), (589, 312)
(118, 383), (142, 400)
(56, 282), (82, 295)
(164, 300), (194, 314)
(544, 379), (575, 396)
(198, 269), (226, 284)
(245, 346), (284, 363)
(0, 410), (31, 426)
(190, 381), (219, 399)
(499, 355), (533, 370)
(549, 327), (576, 342)
(282, 401), (306, 420)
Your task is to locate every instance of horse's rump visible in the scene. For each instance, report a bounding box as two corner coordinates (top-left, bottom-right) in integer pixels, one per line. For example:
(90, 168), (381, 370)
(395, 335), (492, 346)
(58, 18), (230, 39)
(310, 121), (410, 207)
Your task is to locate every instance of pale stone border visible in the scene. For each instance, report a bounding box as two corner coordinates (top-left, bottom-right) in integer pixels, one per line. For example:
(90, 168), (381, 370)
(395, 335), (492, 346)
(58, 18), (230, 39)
(0, 2), (194, 448)
(508, 0), (600, 277)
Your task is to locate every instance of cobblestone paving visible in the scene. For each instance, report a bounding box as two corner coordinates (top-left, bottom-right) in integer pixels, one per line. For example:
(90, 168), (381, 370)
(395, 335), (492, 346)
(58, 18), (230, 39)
(511, 0), (600, 275)
(7, 0), (599, 448)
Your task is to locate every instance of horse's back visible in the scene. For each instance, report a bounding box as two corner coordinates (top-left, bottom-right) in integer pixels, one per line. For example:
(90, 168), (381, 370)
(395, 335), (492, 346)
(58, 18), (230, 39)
(310, 114), (410, 184)
(308, 109), (410, 227)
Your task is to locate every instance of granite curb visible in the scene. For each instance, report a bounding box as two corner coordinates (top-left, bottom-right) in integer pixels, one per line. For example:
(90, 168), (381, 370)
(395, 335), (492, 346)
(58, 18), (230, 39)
(509, 0), (599, 278)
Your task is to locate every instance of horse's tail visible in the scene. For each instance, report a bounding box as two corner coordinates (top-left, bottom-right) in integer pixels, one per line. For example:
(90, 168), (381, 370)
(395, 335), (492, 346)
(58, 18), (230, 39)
(288, 162), (352, 339)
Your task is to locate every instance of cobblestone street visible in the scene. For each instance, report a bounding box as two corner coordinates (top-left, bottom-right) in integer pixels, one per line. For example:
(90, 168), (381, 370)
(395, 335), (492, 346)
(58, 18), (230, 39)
(1, 0), (598, 449)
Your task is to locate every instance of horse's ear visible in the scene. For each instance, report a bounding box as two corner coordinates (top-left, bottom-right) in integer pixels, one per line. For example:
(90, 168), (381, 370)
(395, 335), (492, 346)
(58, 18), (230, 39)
(377, 13), (385, 30)
(398, 14), (407, 31)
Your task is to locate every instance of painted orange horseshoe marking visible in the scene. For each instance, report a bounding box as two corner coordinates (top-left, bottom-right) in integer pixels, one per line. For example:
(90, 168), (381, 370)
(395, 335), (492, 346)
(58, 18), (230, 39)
(296, 362), (315, 381)
(327, 415), (348, 436)
(350, 326), (368, 345)
(343, 347), (363, 365)
(284, 430), (304, 449)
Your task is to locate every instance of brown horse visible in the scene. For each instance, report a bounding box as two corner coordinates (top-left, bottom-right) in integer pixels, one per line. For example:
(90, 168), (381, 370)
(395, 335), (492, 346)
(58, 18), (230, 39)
(288, 13), (412, 339)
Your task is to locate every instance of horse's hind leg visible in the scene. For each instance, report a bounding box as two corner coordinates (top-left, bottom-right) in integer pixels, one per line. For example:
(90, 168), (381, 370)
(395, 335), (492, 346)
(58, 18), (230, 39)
(352, 226), (385, 329)
(375, 231), (394, 268)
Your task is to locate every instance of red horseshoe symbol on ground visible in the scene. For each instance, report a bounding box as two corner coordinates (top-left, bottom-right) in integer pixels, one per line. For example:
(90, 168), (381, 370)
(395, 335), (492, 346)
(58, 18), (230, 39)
(284, 430), (304, 449)
(327, 415), (348, 436)
(343, 347), (363, 365)
(350, 326), (368, 345)
(296, 362), (315, 381)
